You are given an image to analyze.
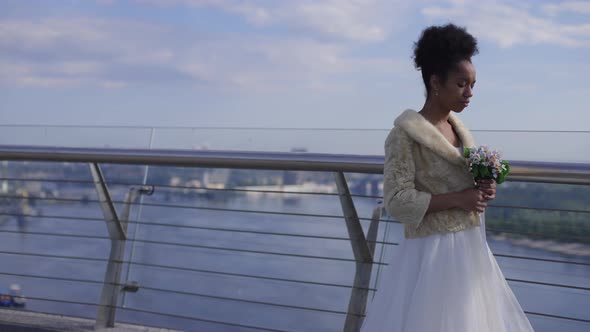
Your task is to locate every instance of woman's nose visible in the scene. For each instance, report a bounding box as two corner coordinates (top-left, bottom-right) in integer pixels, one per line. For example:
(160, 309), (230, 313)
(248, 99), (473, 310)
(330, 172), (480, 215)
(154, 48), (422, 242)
(464, 87), (473, 98)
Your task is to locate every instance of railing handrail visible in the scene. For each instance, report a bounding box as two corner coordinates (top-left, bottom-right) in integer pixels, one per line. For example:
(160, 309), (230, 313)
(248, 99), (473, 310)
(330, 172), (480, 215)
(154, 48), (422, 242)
(0, 145), (589, 185)
(1, 123), (589, 134)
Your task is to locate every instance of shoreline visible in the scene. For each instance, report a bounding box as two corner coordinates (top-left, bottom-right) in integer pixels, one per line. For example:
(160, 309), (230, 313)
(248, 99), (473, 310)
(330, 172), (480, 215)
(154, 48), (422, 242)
(489, 233), (590, 258)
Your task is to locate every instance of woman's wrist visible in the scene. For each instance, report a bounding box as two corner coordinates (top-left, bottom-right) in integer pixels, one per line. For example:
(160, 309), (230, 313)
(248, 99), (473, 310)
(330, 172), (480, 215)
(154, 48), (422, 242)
(427, 191), (462, 213)
(447, 192), (462, 209)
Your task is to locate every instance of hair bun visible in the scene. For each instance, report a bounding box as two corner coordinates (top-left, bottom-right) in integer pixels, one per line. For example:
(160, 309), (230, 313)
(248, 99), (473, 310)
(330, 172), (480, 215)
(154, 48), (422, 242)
(412, 23), (478, 92)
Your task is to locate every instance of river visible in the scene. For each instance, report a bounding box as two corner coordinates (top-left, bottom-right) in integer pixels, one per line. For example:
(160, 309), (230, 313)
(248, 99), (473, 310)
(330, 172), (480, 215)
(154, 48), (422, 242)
(0, 192), (588, 331)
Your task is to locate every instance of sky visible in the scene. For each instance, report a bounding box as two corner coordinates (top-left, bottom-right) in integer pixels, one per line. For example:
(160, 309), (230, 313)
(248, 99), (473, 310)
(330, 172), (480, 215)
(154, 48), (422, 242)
(0, 0), (589, 159)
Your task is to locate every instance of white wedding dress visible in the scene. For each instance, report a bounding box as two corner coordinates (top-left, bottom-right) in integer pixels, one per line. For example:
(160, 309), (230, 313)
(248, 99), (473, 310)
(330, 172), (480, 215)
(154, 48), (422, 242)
(361, 146), (534, 332)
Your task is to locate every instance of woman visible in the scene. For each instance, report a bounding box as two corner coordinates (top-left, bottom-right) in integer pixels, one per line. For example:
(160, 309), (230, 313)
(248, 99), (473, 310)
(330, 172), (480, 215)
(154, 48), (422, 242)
(360, 24), (534, 331)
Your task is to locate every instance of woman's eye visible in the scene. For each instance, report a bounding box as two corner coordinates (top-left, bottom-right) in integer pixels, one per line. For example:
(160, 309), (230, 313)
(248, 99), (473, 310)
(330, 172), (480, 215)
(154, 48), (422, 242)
(458, 83), (466, 88)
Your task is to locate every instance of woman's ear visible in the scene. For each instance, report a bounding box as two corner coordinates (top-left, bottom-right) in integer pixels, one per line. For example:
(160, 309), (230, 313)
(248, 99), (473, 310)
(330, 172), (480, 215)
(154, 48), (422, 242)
(429, 74), (440, 96)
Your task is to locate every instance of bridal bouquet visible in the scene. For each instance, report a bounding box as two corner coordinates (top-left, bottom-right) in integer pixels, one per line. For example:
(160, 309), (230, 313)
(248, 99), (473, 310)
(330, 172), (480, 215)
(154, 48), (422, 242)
(463, 145), (510, 184)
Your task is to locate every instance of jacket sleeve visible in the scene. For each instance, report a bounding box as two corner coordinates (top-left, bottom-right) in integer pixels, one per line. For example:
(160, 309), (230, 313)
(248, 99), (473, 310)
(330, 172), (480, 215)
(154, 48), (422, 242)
(383, 127), (432, 225)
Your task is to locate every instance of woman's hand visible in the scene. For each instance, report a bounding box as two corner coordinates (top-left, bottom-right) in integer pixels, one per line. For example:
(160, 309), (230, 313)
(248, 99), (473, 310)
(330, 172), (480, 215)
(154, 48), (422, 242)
(456, 188), (488, 213)
(477, 179), (497, 201)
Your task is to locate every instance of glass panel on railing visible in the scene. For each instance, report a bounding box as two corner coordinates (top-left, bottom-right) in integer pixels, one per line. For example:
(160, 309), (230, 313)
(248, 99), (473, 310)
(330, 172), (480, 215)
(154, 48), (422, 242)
(472, 130), (590, 163)
(0, 160), (109, 318)
(149, 127), (392, 155)
(0, 126), (154, 149)
(1, 125), (589, 164)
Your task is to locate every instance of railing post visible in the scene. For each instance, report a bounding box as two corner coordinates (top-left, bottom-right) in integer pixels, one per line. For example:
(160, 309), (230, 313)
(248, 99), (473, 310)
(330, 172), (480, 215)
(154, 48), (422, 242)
(123, 127), (156, 307)
(334, 172), (375, 332)
(366, 204), (383, 258)
(91, 163), (125, 329)
(369, 203), (387, 302)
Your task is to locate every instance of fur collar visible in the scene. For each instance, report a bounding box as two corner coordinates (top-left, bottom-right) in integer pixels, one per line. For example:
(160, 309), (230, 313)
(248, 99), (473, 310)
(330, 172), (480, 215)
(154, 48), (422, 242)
(394, 109), (476, 166)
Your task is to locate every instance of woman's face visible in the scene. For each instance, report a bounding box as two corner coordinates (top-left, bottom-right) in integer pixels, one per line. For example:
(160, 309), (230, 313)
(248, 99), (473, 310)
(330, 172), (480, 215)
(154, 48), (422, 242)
(433, 59), (476, 113)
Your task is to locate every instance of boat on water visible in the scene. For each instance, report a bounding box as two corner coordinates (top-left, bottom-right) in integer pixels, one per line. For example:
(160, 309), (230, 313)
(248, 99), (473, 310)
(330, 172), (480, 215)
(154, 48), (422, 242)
(0, 284), (26, 308)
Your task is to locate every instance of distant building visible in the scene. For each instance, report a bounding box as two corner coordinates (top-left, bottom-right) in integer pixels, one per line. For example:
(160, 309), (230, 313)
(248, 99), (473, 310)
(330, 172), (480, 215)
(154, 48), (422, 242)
(203, 169), (231, 188)
(290, 147), (308, 153)
(282, 147), (309, 185)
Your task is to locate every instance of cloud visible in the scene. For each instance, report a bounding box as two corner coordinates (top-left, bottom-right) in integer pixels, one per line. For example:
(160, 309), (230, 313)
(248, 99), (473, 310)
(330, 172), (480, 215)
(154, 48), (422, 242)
(0, 17), (191, 87)
(178, 36), (405, 92)
(277, 1), (391, 42)
(422, 0), (590, 48)
(130, 0), (410, 43)
(542, 1), (590, 16)
(0, 16), (403, 90)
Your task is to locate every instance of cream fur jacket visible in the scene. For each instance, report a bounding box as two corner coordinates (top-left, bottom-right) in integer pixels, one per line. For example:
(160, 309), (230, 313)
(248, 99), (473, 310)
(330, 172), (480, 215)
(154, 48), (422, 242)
(384, 109), (481, 239)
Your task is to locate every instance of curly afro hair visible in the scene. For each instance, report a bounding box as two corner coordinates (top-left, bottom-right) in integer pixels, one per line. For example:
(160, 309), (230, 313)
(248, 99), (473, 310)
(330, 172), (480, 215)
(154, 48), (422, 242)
(413, 23), (478, 95)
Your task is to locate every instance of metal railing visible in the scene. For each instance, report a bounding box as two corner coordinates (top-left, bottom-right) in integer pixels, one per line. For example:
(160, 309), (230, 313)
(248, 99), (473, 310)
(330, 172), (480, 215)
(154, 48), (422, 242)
(0, 145), (589, 331)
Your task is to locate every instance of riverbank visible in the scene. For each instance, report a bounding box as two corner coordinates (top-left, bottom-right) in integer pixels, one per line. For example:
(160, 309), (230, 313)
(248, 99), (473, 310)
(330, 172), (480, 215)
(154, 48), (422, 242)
(489, 233), (590, 258)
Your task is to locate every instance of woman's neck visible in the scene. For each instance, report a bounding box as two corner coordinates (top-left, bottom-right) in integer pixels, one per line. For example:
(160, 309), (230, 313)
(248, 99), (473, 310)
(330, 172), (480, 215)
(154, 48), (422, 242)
(418, 99), (451, 126)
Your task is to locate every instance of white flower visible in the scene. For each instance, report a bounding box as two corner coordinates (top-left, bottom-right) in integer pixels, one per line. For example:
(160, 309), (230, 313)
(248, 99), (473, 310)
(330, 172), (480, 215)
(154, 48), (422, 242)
(464, 145), (508, 182)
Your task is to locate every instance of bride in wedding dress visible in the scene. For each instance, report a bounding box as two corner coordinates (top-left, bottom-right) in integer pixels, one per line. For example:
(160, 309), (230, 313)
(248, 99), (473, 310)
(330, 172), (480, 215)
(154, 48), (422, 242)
(360, 24), (534, 332)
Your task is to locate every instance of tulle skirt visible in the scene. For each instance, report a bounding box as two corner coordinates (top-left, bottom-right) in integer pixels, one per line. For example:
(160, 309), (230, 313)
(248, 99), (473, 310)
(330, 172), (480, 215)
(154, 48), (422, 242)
(360, 215), (534, 332)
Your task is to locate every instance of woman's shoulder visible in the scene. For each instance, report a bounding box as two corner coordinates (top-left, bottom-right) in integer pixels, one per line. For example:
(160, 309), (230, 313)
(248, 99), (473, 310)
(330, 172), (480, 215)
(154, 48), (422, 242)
(385, 109), (420, 147)
(385, 125), (413, 151)
(393, 108), (420, 125)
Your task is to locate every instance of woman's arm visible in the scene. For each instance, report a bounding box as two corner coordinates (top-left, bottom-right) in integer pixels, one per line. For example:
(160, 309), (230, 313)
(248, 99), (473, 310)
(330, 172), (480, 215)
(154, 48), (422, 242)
(383, 128), (432, 225)
(427, 179), (494, 214)
(427, 189), (488, 214)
